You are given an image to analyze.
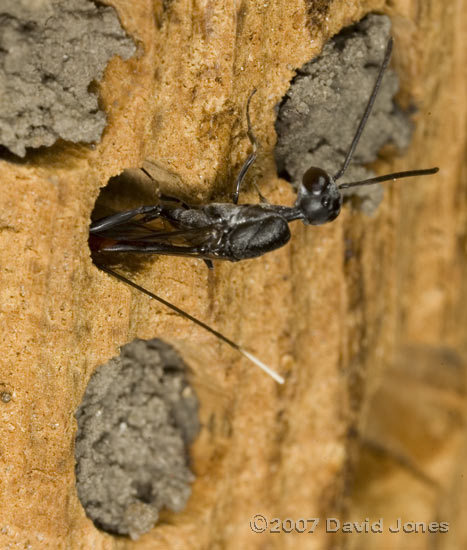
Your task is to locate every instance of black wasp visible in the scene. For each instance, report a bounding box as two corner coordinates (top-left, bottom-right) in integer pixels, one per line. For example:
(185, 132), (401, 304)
(90, 38), (438, 384)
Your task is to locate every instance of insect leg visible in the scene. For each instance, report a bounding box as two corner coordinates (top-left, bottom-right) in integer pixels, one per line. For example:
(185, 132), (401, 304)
(140, 166), (191, 210)
(158, 194), (191, 209)
(90, 205), (161, 233)
(232, 90), (258, 204)
(252, 181), (269, 204)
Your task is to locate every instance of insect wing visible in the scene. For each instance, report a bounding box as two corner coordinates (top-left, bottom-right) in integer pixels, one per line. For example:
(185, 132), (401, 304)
(128, 225), (218, 248)
(96, 220), (218, 250)
(91, 217), (172, 241)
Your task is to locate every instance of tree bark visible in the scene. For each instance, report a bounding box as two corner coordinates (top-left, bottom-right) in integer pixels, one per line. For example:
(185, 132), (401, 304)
(0, 0), (465, 549)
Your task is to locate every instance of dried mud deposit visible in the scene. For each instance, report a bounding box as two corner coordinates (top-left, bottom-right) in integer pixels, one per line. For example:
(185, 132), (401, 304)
(0, 0), (466, 549)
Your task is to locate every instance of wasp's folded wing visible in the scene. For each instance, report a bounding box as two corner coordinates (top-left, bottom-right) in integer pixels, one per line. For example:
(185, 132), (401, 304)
(96, 224), (219, 254)
(93, 217), (174, 241)
(129, 226), (217, 247)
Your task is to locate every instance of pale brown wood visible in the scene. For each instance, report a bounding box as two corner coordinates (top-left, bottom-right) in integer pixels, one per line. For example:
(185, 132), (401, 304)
(0, 0), (465, 548)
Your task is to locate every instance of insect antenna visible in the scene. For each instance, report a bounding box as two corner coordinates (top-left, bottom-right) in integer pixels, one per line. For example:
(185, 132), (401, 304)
(331, 37), (439, 189)
(334, 37), (394, 182)
(96, 263), (285, 384)
(339, 167), (439, 189)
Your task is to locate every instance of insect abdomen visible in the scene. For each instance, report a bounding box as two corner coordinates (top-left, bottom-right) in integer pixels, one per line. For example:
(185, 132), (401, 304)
(89, 234), (118, 253)
(227, 215), (291, 260)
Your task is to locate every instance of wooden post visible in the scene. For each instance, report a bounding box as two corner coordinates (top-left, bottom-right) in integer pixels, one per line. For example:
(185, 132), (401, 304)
(0, 0), (465, 548)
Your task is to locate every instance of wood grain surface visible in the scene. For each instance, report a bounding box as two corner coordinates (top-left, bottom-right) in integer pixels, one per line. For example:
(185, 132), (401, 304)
(0, 0), (465, 548)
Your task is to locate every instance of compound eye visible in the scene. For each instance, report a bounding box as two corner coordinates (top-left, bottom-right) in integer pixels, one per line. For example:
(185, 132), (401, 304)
(302, 167), (331, 195)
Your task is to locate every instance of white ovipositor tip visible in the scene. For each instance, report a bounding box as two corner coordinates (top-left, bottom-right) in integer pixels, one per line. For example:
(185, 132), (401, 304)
(241, 349), (285, 384)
